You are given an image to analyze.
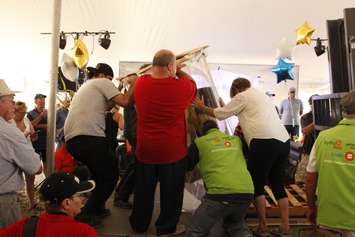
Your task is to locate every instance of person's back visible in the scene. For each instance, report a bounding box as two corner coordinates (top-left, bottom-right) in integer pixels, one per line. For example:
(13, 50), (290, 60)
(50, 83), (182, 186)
(306, 91), (355, 236)
(186, 120), (254, 237)
(194, 128), (254, 195)
(0, 213), (98, 237)
(64, 79), (118, 141)
(134, 73), (196, 164)
(130, 49), (196, 236)
(236, 87), (288, 145)
(312, 118), (355, 229)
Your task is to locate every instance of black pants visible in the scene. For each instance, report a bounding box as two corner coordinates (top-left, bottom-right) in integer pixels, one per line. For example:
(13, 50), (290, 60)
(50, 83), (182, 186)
(129, 158), (187, 235)
(66, 135), (119, 214)
(247, 138), (290, 200)
(284, 125), (299, 139)
(115, 146), (136, 202)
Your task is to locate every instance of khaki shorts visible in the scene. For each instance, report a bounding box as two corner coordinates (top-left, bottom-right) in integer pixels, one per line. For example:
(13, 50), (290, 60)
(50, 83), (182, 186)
(0, 193), (21, 228)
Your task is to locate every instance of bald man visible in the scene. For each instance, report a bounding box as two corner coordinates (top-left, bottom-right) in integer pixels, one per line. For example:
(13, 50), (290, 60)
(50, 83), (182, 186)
(130, 50), (197, 236)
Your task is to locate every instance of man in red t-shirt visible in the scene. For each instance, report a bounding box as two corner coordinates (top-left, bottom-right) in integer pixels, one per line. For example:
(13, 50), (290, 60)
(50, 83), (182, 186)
(130, 49), (196, 236)
(0, 173), (98, 237)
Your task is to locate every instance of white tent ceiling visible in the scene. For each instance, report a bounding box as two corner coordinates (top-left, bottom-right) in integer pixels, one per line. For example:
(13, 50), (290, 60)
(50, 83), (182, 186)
(0, 0), (354, 101)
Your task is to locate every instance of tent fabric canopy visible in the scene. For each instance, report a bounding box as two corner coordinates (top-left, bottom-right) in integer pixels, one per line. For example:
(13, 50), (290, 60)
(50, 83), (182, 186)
(0, 0), (354, 102)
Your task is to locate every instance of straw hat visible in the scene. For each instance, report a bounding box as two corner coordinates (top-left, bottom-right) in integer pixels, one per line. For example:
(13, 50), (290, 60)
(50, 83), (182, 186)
(0, 79), (15, 97)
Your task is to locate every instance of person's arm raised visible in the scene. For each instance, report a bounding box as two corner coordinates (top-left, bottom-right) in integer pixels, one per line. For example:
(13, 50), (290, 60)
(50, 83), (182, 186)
(111, 75), (137, 107)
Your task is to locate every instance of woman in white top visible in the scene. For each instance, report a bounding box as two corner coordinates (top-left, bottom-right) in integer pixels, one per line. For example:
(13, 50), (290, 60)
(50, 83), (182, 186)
(195, 78), (291, 236)
(13, 101), (37, 209)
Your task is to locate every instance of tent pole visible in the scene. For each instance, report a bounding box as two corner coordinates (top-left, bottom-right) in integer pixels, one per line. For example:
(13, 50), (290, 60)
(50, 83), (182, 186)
(46, 0), (62, 175)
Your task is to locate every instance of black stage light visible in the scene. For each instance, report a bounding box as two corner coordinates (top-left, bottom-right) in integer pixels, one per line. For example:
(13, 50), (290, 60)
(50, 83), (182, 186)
(98, 31), (111, 50)
(59, 31), (66, 49)
(314, 38), (326, 56)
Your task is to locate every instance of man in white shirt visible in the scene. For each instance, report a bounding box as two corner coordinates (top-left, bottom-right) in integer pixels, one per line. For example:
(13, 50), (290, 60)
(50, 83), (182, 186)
(279, 87), (303, 139)
(0, 79), (42, 227)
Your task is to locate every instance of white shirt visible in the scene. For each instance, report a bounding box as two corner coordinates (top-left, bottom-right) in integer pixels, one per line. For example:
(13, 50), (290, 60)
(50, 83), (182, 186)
(279, 98), (303, 126)
(0, 117), (41, 194)
(11, 117), (34, 144)
(64, 78), (120, 141)
(214, 88), (289, 146)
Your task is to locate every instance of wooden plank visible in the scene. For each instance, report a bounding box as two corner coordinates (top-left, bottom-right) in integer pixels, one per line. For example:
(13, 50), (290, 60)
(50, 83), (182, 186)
(117, 45), (209, 81)
(285, 188), (302, 207)
(290, 184), (307, 201)
(176, 45), (209, 59)
(264, 186), (278, 205)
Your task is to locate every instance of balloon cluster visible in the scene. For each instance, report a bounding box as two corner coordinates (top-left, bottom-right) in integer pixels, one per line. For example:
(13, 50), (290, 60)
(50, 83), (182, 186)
(272, 58), (295, 84)
(273, 38), (295, 84)
(273, 21), (316, 83)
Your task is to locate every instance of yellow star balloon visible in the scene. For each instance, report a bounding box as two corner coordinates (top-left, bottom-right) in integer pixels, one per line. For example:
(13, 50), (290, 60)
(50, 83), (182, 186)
(296, 21), (315, 45)
(73, 39), (89, 69)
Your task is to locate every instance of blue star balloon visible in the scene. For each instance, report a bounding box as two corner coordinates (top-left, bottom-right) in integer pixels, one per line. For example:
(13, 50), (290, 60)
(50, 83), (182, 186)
(272, 58), (295, 83)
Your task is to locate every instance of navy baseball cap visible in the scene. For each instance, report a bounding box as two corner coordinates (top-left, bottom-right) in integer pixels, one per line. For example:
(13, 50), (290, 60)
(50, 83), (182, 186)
(39, 172), (95, 204)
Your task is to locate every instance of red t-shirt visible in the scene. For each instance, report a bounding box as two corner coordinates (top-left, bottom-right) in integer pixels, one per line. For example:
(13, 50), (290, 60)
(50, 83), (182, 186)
(0, 213), (98, 237)
(134, 74), (196, 164)
(55, 146), (76, 173)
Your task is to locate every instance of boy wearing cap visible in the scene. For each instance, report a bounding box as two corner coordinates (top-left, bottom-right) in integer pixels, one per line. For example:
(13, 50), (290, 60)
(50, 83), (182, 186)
(0, 172), (98, 237)
(0, 79), (43, 227)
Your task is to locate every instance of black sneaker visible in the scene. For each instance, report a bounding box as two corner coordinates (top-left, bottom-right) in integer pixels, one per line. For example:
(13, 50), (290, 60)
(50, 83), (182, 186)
(114, 200), (133, 209)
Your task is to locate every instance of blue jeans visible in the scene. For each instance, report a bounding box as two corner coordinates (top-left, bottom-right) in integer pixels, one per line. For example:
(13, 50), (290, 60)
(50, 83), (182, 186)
(186, 195), (253, 237)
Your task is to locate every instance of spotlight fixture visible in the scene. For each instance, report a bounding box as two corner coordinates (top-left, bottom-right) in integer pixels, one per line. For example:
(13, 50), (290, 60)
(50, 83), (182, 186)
(42, 30), (115, 50)
(314, 38), (326, 56)
(98, 31), (111, 50)
(59, 31), (66, 49)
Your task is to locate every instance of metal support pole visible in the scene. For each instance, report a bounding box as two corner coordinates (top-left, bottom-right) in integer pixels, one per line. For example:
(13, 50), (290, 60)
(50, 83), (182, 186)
(46, 0), (62, 175)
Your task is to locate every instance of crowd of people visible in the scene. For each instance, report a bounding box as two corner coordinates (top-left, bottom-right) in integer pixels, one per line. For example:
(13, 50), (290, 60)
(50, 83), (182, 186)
(0, 48), (354, 237)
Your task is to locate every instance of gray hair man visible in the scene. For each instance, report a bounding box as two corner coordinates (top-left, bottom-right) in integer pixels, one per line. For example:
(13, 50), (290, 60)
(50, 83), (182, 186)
(0, 79), (42, 227)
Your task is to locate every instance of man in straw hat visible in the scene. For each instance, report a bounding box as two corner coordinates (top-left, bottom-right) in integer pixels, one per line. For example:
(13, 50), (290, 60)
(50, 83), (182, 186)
(64, 63), (135, 226)
(306, 90), (355, 237)
(0, 172), (99, 236)
(0, 79), (42, 227)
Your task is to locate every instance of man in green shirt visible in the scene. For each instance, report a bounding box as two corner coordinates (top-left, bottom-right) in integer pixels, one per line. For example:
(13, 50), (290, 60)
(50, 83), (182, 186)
(306, 90), (355, 237)
(186, 120), (254, 237)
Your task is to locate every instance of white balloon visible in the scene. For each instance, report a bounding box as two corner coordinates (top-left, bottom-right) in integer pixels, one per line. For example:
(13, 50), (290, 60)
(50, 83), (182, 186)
(276, 37), (295, 60)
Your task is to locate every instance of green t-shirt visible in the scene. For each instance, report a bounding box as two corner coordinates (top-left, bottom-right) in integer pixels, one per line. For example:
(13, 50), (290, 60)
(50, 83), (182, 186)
(195, 128), (254, 195)
(315, 119), (355, 230)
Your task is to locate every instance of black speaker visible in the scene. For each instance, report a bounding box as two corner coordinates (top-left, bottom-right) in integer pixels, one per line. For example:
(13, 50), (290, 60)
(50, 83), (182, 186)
(327, 19), (349, 93)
